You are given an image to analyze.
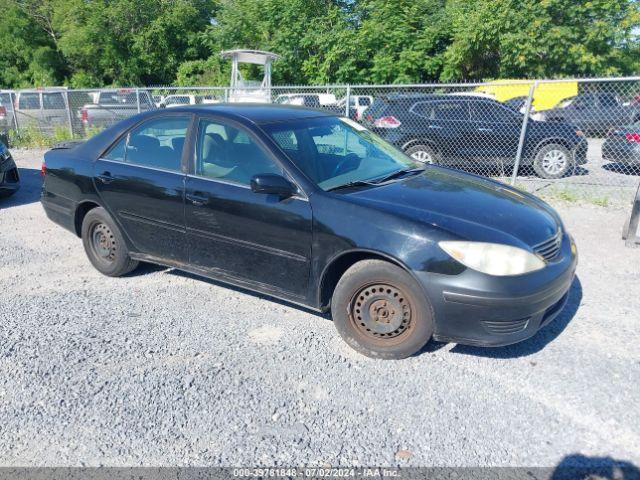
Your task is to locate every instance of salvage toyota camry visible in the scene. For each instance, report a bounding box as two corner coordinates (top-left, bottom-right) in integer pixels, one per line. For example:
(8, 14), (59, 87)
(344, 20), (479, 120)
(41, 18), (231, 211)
(41, 105), (577, 359)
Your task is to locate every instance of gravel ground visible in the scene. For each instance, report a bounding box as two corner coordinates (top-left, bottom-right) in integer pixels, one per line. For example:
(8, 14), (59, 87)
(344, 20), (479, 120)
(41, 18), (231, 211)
(0, 149), (639, 470)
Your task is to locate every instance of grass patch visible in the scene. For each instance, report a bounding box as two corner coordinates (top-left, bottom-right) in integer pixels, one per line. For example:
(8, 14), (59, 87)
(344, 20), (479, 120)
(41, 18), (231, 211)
(7, 125), (103, 148)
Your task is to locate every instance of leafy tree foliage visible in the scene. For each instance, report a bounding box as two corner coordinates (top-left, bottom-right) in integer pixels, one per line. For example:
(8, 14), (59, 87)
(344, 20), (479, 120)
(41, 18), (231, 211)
(0, 0), (638, 88)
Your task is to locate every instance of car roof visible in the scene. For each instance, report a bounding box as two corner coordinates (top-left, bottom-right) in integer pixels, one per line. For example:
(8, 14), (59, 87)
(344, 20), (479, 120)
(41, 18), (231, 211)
(378, 93), (491, 103)
(160, 103), (335, 125)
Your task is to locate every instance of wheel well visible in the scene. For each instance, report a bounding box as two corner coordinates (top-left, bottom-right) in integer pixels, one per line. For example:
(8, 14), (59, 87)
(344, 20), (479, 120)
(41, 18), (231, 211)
(532, 137), (572, 157)
(318, 251), (407, 310)
(401, 138), (439, 154)
(74, 201), (100, 237)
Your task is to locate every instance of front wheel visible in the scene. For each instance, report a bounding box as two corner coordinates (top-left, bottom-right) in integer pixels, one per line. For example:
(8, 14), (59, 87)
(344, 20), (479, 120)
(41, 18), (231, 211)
(533, 143), (573, 179)
(81, 207), (139, 277)
(331, 260), (434, 359)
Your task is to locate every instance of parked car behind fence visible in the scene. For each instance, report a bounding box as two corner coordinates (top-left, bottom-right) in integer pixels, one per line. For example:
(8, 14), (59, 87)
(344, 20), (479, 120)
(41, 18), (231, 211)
(362, 94), (587, 179)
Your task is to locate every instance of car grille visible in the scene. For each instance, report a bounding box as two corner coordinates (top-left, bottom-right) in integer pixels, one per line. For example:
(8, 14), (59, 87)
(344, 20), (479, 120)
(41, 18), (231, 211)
(533, 230), (562, 262)
(481, 318), (530, 335)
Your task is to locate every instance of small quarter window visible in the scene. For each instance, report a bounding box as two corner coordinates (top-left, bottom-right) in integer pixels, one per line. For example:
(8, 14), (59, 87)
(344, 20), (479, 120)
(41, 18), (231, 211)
(104, 136), (127, 161)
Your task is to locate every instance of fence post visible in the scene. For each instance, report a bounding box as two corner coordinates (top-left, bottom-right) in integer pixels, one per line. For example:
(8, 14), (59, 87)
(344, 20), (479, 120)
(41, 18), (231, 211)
(623, 181), (640, 247)
(511, 80), (538, 186)
(10, 91), (19, 136)
(135, 88), (141, 113)
(345, 85), (351, 117)
(224, 87), (229, 103)
(64, 90), (74, 137)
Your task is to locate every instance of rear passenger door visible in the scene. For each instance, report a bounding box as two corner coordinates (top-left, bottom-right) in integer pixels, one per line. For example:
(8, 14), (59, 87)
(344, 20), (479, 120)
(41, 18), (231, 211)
(411, 100), (471, 163)
(42, 92), (68, 131)
(94, 115), (192, 263)
(16, 92), (42, 129)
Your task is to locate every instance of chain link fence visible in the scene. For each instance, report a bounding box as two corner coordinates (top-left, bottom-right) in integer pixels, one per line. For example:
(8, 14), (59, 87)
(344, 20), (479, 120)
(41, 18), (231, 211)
(2, 78), (640, 206)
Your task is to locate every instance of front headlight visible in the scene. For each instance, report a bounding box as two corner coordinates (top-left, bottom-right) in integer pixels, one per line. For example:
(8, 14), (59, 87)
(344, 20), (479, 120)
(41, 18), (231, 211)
(438, 241), (546, 276)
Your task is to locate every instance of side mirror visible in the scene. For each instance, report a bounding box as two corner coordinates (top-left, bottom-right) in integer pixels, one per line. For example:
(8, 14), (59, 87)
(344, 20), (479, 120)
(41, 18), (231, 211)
(250, 174), (296, 198)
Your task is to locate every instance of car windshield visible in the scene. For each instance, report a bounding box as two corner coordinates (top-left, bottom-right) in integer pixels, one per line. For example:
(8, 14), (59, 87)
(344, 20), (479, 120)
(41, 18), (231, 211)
(264, 116), (422, 191)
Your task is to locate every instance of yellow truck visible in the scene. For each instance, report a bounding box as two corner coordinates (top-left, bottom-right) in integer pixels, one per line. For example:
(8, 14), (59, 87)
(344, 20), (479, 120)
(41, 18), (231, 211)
(475, 80), (578, 112)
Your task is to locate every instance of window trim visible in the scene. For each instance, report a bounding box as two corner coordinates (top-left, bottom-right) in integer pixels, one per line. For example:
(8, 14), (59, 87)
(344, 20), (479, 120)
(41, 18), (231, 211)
(98, 112), (196, 174)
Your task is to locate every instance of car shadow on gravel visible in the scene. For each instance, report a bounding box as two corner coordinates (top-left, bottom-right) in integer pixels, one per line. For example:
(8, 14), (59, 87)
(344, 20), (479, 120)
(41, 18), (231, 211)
(168, 269), (331, 319)
(447, 276), (583, 359)
(602, 163), (640, 176)
(551, 454), (639, 480)
(0, 167), (42, 208)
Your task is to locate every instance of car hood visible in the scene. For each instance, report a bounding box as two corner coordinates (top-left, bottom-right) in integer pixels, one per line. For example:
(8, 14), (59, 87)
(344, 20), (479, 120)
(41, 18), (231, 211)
(343, 167), (561, 248)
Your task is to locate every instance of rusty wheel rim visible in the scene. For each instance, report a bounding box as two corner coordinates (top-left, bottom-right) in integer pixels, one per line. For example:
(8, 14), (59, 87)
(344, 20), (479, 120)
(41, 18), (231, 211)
(349, 283), (412, 341)
(90, 222), (116, 263)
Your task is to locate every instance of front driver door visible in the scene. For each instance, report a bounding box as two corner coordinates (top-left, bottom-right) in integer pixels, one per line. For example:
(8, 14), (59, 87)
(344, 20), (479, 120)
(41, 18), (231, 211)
(94, 115), (192, 263)
(184, 117), (313, 300)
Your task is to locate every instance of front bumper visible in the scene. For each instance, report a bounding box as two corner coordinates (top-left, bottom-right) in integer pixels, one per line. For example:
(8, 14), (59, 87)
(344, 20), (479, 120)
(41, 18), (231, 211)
(573, 138), (588, 165)
(0, 159), (20, 196)
(418, 232), (577, 347)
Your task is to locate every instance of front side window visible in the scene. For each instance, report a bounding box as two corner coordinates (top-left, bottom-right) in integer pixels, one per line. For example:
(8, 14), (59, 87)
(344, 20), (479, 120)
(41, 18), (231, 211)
(195, 119), (281, 185)
(470, 101), (518, 123)
(103, 116), (189, 171)
(43, 92), (64, 110)
(413, 101), (469, 121)
(265, 117), (421, 191)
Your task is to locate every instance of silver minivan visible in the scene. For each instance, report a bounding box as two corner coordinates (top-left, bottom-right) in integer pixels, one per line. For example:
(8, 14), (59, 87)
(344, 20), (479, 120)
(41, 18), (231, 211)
(15, 89), (70, 132)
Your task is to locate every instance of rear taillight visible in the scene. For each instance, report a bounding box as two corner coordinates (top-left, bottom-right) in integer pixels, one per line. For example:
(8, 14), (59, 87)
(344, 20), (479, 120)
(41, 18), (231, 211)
(0, 106), (6, 118)
(41, 161), (46, 177)
(625, 133), (640, 143)
(81, 108), (88, 123)
(373, 116), (401, 128)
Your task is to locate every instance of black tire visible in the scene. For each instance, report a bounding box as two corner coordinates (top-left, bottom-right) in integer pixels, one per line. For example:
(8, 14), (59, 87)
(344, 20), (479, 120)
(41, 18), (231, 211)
(533, 143), (573, 179)
(331, 259), (434, 359)
(405, 144), (440, 164)
(81, 207), (139, 277)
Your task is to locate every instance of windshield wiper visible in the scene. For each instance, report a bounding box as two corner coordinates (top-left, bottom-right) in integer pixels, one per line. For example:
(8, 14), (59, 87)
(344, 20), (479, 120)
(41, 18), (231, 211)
(370, 167), (425, 184)
(325, 180), (378, 192)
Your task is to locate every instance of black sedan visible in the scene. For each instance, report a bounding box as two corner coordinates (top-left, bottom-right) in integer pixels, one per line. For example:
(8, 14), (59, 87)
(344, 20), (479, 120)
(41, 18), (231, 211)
(362, 94), (587, 179)
(41, 105), (577, 359)
(602, 123), (640, 166)
(0, 141), (19, 198)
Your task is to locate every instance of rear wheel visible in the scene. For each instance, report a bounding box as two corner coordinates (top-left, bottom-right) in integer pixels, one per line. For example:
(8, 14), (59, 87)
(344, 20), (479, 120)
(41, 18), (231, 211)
(331, 260), (434, 359)
(405, 144), (439, 165)
(533, 143), (573, 179)
(81, 207), (138, 277)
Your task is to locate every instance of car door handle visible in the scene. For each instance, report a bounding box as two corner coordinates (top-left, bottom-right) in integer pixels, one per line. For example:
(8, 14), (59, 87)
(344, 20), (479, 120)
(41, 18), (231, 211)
(428, 125), (443, 129)
(186, 193), (208, 206)
(477, 127), (493, 133)
(96, 171), (114, 184)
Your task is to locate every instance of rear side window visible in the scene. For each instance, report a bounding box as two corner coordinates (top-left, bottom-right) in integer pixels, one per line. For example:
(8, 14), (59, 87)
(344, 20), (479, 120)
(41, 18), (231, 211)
(103, 116), (190, 171)
(19, 93), (40, 110)
(359, 97), (372, 106)
(43, 92), (65, 110)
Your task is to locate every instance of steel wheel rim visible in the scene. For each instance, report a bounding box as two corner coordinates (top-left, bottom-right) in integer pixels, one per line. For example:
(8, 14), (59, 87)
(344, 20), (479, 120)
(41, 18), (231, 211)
(90, 222), (116, 263)
(349, 283), (412, 341)
(411, 150), (434, 164)
(542, 149), (567, 175)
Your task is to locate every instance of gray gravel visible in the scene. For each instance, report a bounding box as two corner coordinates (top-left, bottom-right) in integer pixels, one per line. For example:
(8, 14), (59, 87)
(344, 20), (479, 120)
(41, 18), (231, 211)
(0, 149), (639, 468)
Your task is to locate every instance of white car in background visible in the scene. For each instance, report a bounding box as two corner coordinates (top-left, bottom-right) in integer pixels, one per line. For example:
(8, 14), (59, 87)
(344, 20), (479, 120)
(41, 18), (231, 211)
(274, 93), (338, 108)
(337, 95), (373, 120)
